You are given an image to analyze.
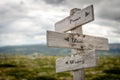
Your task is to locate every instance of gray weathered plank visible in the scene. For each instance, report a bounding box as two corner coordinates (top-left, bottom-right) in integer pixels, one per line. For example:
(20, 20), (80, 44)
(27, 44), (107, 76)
(55, 5), (94, 32)
(47, 31), (109, 50)
(56, 49), (98, 73)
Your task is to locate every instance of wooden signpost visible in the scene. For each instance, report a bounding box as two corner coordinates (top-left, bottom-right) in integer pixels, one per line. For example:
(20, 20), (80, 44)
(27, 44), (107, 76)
(47, 5), (109, 80)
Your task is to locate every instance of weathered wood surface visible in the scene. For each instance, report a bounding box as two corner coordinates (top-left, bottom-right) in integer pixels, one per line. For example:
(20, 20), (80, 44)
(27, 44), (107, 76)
(55, 5), (94, 32)
(73, 69), (84, 80)
(71, 24), (85, 80)
(56, 49), (98, 73)
(47, 31), (109, 50)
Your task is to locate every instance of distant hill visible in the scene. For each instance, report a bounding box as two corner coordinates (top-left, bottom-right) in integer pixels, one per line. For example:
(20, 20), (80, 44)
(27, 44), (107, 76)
(0, 44), (120, 56)
(0, 44), (71, 56)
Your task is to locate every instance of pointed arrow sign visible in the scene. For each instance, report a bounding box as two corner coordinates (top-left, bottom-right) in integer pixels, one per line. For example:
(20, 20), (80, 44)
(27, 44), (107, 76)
(55, 5), (94, 32)
(47, 31), (109, 50)
(56, 49), (98, 73)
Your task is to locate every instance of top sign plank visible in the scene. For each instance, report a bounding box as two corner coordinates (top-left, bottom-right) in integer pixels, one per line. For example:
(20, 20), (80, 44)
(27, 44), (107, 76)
(55, 5), (94, 32)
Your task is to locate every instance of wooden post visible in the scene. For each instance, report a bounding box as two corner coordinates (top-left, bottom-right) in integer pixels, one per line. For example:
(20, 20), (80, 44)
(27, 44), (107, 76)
(71, 27), (85, 80)
(70, 8), (85, 80)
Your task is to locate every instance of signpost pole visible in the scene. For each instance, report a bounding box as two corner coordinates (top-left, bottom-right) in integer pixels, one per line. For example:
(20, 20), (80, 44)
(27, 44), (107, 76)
(70, 8), (84, 80)
(71, 27), (85, 80)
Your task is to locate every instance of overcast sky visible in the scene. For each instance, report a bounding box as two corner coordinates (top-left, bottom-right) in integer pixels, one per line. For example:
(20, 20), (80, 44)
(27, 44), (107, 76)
(0, 0), (120, 46)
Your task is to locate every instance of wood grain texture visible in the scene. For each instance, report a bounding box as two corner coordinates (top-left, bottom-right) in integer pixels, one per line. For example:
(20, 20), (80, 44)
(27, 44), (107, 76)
(72, 70), (84, 80)
(55, 5), (94, 32)
(47, 31), (109, 50)
(56, 49), (98, 73)
(70, 25), (85, 80)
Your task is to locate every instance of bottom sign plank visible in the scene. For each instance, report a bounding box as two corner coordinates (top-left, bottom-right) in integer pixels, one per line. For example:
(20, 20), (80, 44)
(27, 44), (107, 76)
(56, 49), (98, 73)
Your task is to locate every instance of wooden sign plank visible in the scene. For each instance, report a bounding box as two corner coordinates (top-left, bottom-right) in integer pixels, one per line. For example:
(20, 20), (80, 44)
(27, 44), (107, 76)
(47, 31), (109, 50)
(55, 5), (94, 32)
(56, 49), (98, 73)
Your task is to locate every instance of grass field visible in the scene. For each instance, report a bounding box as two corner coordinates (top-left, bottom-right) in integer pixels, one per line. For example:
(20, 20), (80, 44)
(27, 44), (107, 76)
(0, 54), (120, 80)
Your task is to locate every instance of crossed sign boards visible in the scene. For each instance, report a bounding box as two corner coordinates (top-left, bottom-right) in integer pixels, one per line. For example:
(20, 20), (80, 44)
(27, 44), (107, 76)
(47, 5), (109, 73)
(47, 31), (108, 72)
